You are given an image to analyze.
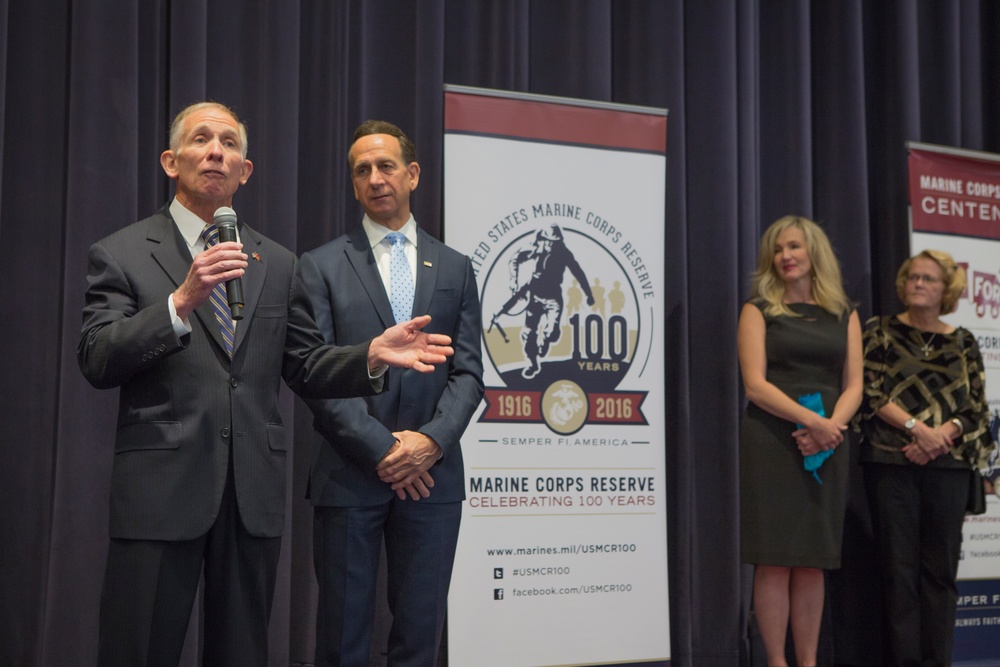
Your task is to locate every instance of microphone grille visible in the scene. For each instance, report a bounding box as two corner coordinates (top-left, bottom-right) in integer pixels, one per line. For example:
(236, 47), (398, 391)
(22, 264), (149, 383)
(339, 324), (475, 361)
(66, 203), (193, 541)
(213, 206), (238, 228)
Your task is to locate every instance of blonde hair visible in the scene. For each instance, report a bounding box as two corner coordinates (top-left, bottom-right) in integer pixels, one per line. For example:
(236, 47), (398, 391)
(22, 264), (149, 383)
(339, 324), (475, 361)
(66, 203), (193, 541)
(750, 215), (850, 318)
(169, 101), (248, 159)
(895, 249), (966, 315)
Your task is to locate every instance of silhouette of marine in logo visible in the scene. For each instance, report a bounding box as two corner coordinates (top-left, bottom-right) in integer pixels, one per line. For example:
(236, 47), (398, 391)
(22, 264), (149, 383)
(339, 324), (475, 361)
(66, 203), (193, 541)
(489, 224), (594, 379)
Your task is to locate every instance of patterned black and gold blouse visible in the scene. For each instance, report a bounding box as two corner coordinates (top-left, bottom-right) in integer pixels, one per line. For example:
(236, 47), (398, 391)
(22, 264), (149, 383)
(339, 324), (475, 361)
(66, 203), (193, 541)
(858, 314), (993, 469)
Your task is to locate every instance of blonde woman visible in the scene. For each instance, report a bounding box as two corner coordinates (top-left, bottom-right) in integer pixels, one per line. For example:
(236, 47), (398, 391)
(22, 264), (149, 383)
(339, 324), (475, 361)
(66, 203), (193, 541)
(737, 216), (863, 667)
(858, 250), (994, 666)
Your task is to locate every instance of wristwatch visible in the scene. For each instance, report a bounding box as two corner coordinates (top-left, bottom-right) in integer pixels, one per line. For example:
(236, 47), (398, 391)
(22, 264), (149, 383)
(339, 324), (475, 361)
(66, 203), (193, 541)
(903, 417), (917, 431)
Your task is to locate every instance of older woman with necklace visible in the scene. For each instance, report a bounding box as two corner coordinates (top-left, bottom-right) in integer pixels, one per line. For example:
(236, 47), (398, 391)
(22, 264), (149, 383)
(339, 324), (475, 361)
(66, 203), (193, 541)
(858, 249), (994, 666)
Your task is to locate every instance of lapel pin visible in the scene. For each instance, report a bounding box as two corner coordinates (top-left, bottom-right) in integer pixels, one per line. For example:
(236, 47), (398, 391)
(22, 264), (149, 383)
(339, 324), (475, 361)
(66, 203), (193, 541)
(252, 252), (262, 262)
(423, 260), (432, 267)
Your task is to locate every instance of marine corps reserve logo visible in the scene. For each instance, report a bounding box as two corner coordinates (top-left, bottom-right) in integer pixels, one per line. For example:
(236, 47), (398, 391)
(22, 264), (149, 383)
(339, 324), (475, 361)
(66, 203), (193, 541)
(478, 220), (649, 435)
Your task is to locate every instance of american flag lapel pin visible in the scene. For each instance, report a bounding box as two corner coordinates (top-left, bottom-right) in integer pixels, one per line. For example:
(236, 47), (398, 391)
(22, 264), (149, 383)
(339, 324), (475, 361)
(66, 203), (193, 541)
(252, 252), (262, 262)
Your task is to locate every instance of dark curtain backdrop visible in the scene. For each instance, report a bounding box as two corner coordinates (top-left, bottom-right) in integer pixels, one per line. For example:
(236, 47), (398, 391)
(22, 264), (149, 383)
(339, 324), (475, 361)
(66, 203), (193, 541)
(2, 2), (998, 666)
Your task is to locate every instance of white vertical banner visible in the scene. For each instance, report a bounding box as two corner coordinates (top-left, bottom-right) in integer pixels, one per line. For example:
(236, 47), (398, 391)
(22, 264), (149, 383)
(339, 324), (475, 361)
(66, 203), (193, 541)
(443, 86), (670, 667)
(907, 142), (1000, 661)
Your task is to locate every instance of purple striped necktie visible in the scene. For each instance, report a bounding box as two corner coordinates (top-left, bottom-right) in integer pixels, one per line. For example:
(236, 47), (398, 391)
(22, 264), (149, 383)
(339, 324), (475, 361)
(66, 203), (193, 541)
(201, 224), (235, 357)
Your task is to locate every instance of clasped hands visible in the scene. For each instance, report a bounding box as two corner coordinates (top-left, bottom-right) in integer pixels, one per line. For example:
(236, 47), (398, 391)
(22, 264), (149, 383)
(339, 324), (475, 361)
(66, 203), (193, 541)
(900, 421), (952, 465)
(792, 415), (846, 456)
(376, 431), (441, 500)
(794, 415), (953, 465)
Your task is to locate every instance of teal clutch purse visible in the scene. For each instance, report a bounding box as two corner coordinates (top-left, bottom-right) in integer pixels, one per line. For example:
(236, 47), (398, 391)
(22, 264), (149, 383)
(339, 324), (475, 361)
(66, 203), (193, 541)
(797, 392), (834, 484)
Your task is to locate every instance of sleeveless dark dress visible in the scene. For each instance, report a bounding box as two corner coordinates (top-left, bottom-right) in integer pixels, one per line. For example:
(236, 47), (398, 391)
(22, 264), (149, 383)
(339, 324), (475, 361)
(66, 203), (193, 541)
(740, 300), (851, 569)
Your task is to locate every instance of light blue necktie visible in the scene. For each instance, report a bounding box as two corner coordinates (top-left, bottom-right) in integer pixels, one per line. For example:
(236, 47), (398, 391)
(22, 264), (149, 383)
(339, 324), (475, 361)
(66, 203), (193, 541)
(385, 232), (413, 324)
(201, 224), (235, 357)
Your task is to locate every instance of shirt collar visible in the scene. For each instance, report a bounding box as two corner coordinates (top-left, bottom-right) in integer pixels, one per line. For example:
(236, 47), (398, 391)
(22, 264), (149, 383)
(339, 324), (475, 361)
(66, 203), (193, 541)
(169, 198), (214, 248)
(170, 198), (243, 251)
(363, 214), (417, 250)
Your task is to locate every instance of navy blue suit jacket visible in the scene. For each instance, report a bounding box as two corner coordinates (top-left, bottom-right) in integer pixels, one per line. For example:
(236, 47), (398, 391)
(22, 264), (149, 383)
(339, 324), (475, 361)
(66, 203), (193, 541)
(298, 225), (484, 506)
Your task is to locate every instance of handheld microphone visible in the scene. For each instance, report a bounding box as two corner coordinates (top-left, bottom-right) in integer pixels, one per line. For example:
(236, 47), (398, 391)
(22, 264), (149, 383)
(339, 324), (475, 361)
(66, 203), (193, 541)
(213, 206), (244, 320)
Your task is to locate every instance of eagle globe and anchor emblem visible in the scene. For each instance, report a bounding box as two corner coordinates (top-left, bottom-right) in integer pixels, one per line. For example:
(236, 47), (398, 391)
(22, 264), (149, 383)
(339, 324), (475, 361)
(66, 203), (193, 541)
(479, 223), (648, 435)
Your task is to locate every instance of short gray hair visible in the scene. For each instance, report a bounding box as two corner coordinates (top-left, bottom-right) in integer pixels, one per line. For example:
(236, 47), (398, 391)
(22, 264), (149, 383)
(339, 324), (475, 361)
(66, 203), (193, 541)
(169, 101), (248, 159)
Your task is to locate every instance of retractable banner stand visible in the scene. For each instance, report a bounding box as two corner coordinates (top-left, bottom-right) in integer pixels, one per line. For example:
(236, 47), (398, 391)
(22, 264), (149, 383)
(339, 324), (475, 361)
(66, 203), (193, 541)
(907, 142), (1000, 663)
(443, 86), (670, 666)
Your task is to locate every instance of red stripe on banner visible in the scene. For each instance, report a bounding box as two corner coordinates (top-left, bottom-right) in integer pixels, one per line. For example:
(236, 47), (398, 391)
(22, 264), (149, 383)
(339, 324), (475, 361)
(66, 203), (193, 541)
(481, 389), (543, 422)
(587, 392), (649, 425)
(909, 148), (1000, 239)
(445, 91), (667, 153)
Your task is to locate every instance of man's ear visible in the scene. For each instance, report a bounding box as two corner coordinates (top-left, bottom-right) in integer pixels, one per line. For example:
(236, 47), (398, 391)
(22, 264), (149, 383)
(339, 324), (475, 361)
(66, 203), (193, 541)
(240, 159), (254, 185)
(160, 150), (178, 179)
(407, 161), (420, 192)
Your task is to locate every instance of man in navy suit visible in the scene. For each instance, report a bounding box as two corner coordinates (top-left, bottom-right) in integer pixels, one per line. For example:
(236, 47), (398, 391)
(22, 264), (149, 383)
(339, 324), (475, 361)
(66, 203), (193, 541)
(298, 120), (484, 666)
(78, 103), (453, 666)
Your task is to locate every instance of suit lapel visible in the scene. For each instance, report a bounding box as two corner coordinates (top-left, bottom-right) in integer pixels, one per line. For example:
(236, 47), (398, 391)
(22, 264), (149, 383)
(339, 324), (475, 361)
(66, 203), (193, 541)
(412, 228), (440, 320)
(147, 208), (192, 288)
(345, 227), (395, 328)
(233, 224), (267, 353)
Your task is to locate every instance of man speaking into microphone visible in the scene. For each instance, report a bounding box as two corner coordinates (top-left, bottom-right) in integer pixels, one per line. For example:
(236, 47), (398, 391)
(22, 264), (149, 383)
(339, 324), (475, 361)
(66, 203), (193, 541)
(77, 101), (453, 666)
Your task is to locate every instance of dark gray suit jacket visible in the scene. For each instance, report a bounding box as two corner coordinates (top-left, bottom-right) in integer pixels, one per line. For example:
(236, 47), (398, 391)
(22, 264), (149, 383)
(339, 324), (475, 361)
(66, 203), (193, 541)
(297, 225), (484, 506)
(78, 205), (376, 540)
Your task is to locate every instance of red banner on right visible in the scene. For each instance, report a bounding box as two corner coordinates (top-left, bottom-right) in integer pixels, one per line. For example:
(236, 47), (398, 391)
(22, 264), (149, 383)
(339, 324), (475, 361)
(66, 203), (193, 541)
(909, 145), (1000, 239)
(908, 142), (1000, 663)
